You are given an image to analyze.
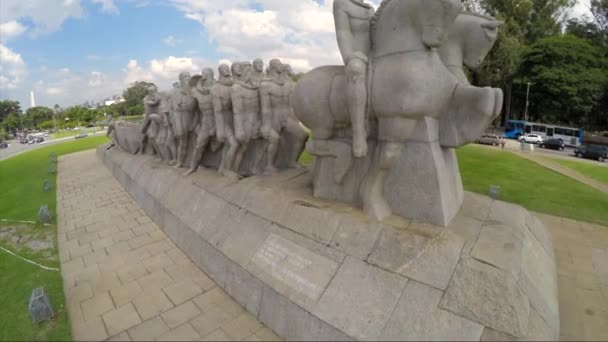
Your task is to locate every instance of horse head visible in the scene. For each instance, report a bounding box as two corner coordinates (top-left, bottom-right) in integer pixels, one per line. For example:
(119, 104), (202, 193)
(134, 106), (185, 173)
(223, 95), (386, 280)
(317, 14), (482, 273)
(462, 15), (503, 69)
(416, 0), (463, 48)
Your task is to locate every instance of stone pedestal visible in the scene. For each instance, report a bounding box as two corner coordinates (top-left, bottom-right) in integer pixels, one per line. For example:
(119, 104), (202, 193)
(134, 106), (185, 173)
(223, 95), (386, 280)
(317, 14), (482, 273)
(309, 117), (463, 226)
(98, 146), (560, 341)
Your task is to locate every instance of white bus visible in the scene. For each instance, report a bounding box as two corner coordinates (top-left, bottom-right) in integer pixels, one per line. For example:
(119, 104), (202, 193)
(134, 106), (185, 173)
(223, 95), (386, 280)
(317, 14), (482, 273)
(504, 120), (583, 147)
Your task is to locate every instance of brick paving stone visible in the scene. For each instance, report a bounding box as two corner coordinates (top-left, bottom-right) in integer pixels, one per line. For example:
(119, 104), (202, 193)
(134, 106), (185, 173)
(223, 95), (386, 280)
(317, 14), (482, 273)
(222, 312), (263, 340)
(128, 316), (170, 341)
(81, 292), (115, 322)
(161, 301), (201, 329)
(163, 279), (204, 305)
(102, 303), (142, 336)
(57, 151), (279, 341)
(132, 289), (175, 321)
(201, 328), (232, 341)
(157, 323), (201, 341)
(110, 281), (143, 307)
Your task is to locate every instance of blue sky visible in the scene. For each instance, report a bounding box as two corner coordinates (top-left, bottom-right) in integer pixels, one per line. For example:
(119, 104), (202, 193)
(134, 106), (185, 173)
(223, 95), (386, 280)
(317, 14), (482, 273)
(0, 0), (592, 109)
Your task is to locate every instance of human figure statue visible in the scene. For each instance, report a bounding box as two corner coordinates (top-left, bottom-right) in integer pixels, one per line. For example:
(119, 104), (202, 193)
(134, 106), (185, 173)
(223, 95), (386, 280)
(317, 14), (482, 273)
(211, 64), (239, 179)
(231, 62), (262, 174)
(251, 58), (266, 86)
(333, 0), (375, 158)
(260, 59), (308, 173)
(158, 92), (177, 165)
(169, 72), (198, 168)
(137, 84), (161, 156)
(281, 63), (309, 168)
(185, 68), (217, 176)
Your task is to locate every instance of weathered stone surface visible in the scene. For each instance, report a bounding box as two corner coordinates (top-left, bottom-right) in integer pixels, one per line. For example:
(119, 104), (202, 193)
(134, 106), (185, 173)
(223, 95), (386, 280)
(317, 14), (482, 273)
(447, 214), (483, 255)
(223, 262), (264, 316)
(330, 214), (382, 260)
(247, 234), (339, 310)
(460, 192), (492, 222)
(398, 230), (464, 290)
(518, 228), (560, 334)
(525, 212), (555, 259)
(258, 287), (352, 341)
(440, 257), (530, 337)
(314, 257), (408, 340)
(368, 226), (431, 271)
(471, 224), (524, 275)
(384, 139), (464, 227)
(381, 281), (484, 341)
(279, 200), (342, 245)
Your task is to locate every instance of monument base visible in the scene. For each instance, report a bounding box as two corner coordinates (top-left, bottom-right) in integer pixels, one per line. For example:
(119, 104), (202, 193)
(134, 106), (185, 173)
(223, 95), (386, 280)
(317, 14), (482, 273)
(310, 117), (464, 226)
(98, 145), (560, 341)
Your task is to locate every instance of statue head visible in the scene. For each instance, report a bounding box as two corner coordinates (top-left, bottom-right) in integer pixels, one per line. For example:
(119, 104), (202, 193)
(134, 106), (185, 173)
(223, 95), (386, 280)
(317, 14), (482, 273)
(282, 64), (294, 77)
(240, 62), (253, 83)
(231, 62), (243, 79)
(147, 84), (158, 94)
(179, 72), (191, 88)
(417, 0), (461, 49)
(268, 59), (283, 78)
(462, 15), (503, 68)
(201, 68), (214, 81)
(218, 64), (231, 79)
(253, 58), (264, 73)
(173, 82), (180, 89)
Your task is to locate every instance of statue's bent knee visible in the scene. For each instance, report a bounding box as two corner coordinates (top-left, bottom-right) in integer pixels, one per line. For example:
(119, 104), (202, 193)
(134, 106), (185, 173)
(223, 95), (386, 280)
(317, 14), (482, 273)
(346, 59), (367, 81)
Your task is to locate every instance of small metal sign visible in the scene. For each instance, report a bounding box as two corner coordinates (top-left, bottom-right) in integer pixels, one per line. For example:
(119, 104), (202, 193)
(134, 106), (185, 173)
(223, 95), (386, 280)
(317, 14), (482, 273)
(43, 180), (52, 192)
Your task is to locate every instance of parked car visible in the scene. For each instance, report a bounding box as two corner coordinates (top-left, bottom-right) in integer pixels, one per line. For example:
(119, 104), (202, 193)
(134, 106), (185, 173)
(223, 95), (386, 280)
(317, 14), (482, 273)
(539, 138), (565, 151)
(519, 134), (544, 144)
(574, 145), (608, 162)
(74, 132), (89, 139)
(0, 139), (7, 149)
(36, 136), (44, 143)
(475, 134), (501, 146)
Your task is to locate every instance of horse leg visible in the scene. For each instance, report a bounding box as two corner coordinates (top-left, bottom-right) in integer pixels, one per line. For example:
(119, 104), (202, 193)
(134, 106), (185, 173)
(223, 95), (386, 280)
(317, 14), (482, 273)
(360, 117), (416, 221)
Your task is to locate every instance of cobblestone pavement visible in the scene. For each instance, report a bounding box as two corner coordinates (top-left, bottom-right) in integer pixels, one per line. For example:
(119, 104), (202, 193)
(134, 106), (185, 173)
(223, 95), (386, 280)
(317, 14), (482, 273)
(57, 150), (281, 341)
(537, 213), (608, 341)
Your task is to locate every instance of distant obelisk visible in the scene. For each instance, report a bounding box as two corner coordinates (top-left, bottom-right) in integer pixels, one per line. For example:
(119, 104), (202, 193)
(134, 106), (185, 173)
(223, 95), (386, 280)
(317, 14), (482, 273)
(30, 91), (36, 108)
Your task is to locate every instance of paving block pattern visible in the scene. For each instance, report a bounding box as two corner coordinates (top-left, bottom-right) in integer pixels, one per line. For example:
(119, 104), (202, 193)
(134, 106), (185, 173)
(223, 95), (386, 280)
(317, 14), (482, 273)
(57, 150), (281, 341)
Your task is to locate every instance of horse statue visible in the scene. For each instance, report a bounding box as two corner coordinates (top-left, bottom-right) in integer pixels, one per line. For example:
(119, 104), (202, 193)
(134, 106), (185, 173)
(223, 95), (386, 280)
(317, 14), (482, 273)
(292, 0), (504, 223)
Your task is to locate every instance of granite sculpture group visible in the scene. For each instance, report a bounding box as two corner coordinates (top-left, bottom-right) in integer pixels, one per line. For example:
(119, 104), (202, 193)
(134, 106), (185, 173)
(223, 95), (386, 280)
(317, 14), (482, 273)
(108, 0), (504, 227)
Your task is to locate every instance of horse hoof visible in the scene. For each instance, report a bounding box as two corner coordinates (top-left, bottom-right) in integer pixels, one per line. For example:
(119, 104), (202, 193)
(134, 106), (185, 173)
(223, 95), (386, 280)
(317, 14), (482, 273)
(352, 140), (368, 158)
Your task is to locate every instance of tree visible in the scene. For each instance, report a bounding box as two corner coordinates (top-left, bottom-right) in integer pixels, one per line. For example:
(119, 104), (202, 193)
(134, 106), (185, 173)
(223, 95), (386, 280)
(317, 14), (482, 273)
(23, 106), (54, 130)
(0, 100), (21, 123)
(1, 113), (21, 134)
(519, 35), (607, 128)
(123, 81), (155, 109)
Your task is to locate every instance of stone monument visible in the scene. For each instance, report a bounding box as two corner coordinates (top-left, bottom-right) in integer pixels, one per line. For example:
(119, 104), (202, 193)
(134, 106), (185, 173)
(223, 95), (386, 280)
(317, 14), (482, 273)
(100, 1), (559, 340)
(170, 72), (198, 169)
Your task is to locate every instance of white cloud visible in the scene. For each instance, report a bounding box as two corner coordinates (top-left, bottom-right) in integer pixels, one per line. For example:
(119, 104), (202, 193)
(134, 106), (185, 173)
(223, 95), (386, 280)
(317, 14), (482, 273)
(0, 0), (85, 36)
(162, 35), (181, 47)
(0, 21), (28, 42)
(91, 0), (119, 14)
(570, 0), (592, 19)
(0, 44), (27, 89)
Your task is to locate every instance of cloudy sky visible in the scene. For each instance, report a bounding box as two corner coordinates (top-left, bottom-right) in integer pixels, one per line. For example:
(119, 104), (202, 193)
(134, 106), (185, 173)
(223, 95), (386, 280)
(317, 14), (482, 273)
(0, 0), (592, 109)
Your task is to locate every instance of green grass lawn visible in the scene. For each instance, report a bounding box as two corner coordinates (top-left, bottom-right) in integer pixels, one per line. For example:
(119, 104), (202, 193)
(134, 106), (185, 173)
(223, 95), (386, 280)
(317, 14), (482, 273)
(457, 145), (608, 226)
(300, 145), (608, 226)
(543, 157), (608, 185)
(0, 135), (109, 341)
(51, 128), (104, 140)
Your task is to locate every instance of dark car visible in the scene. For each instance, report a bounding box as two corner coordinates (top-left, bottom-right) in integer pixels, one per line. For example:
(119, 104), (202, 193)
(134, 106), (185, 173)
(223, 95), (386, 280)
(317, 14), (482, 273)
(574, 145), (607, 162)
(539, 138), (565, 151)
(0, 139), (7, 149)
(36, 136), (44, 143)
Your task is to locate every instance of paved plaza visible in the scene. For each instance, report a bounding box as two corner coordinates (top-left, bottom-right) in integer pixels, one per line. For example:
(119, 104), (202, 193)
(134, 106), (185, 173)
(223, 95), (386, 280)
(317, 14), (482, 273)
(57, 150), (280, 341)
(57, 150), (607, 341)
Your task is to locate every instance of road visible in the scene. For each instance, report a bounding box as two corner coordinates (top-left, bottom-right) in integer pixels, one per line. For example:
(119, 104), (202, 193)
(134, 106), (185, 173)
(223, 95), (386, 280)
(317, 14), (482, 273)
(0, 131), (106, 162)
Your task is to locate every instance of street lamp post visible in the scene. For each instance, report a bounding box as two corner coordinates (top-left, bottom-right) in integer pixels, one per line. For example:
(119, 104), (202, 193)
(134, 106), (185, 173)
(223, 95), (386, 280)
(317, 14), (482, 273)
(524, 81), (531, 122)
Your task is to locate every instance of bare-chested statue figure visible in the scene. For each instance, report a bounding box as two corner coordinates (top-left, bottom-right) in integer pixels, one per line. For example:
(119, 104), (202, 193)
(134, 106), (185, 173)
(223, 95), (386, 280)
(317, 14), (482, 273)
(185, 68), (217, 176)
(169, 72), (198, 168)
(260, 59), (308, 173)
(137, 84), (161, 156)
(251, 58), (266, 86)
(211, 64), (239, 179)
(333, 0), (375, 158)
(231, 62), (261, 175)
